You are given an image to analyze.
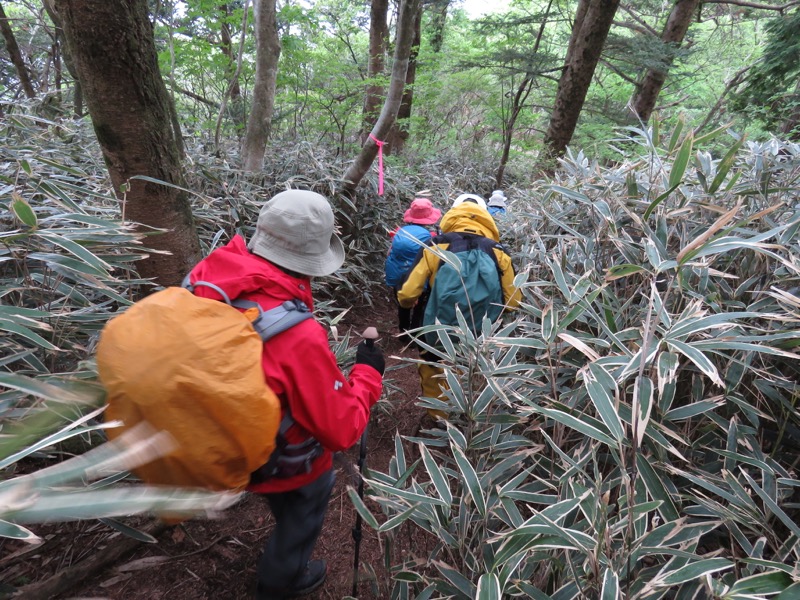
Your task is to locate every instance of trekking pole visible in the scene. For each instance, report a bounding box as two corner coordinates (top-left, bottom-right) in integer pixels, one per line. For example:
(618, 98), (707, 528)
(352, 326), (377, 598)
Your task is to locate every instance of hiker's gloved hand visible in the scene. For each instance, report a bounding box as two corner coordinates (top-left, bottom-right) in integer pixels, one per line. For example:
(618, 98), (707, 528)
(356, 341), (385, 376)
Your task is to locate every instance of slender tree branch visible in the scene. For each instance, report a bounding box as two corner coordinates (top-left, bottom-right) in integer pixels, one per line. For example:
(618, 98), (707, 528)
(599, 58), (640, 86)
(170, 82), (220, 108)
(613, 20), (655, 37)
(323, 9), (367, 79)
(701, 0), (800, 11)
(653, 93), (690, 111)
(619, 4), (659, 37)
(693, 65), (751, 135)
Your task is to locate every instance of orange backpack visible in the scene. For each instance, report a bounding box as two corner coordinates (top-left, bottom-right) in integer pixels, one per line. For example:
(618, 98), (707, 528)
(96, 282), (312, 491)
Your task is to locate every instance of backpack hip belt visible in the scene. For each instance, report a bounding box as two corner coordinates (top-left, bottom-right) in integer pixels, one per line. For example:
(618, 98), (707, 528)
(248, 414), (325, 483)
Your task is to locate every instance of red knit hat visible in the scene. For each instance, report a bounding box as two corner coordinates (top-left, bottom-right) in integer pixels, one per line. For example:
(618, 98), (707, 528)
(403, 198), (442, 225)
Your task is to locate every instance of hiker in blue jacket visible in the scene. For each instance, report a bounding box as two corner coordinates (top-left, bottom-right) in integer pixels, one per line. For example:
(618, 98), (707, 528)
(385, 197), (442, 342)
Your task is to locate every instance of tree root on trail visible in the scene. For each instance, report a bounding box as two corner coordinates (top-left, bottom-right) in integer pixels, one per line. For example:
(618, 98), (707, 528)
(12, 521), (170, 600)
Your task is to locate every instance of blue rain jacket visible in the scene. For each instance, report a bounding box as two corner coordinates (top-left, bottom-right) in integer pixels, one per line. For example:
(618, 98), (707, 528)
(385, 224), (432, 287)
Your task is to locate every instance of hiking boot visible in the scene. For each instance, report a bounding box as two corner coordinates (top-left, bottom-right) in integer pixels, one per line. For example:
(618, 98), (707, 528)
(256, 560), (327, 599)
(289, 560), (327, 597)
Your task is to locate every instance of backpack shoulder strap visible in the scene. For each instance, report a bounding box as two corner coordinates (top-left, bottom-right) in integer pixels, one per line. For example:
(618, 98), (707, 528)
(447, 232), (505, 281)
(181, 274), (233, 305)
(477, 236), (505, 282)
(238, 298), (313, 342)
(434, 231), (467, 251)
(183, 275), (313, 343)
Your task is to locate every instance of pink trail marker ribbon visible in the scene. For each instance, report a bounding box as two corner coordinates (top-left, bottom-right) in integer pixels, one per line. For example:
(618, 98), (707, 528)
(369, 133), (385, 195)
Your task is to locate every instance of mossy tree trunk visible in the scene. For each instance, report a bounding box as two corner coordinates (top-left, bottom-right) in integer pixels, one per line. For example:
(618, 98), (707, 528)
(429, 0), (449, 54)
(53, 0), (201, 287)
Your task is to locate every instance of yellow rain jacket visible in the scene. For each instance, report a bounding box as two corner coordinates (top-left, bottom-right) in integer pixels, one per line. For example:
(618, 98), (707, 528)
(397, 202), (521, 311)
(396, 203), (521, 416)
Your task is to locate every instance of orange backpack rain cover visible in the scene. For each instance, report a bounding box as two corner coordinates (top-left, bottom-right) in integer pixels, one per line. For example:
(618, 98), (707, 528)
(97, 287), (281, 491)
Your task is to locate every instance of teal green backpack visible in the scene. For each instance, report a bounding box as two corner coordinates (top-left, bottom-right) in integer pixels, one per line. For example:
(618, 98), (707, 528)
(423, 232), (506, 345)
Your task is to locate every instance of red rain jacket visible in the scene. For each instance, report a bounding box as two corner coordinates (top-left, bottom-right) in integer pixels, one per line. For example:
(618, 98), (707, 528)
(189, 236), (383, 493)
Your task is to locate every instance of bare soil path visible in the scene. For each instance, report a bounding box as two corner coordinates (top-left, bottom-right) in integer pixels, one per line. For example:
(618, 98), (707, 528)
(1, 290), (426, 600)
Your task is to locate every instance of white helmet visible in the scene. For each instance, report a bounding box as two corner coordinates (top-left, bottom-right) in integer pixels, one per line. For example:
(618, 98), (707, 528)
(452, 193), (487, 209)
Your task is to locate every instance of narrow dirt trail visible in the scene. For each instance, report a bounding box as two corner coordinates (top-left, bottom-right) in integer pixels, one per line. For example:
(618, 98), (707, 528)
(2, 291), (426, 600)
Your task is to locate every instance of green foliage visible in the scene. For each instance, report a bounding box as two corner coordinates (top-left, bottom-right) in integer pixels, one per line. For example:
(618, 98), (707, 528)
(0, 115), (155, 374)
(356, 124), (800, 598)
(731, 10), (800, 135)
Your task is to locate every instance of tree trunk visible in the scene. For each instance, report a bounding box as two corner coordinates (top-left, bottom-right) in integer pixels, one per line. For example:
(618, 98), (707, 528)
(0, 2), (36, 98)
(429, 0), (449, 54)
(220, 3), (245, 133)
(53, 0), (202, 287)
(341, 0), (420, 198)
(361, 0), (390, 136)
(629, 0), (700, 124)
(241, 0), (281, 172)
(780, 78), (800, 141)
(220, 4), (242, 102)
(496, 0), (553, 186)
(385, 1), (422, 155)
(539, 0), (620, 169)
(43, 0), (82, 115)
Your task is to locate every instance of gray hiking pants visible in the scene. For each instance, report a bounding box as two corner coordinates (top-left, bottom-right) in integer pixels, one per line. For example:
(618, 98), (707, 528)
(257, 468), (336, 590)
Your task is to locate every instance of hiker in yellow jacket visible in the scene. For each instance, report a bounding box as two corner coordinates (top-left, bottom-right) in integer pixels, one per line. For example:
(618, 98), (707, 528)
(397, 197), (521, 418)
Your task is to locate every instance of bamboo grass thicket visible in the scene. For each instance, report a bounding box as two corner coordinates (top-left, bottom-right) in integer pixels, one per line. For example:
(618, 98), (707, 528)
(354, 129), (800, 598)
(2, 107), (800, 598)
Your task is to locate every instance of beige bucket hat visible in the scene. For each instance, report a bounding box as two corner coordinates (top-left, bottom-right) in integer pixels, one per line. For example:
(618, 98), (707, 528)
(248, 190), (345, 277)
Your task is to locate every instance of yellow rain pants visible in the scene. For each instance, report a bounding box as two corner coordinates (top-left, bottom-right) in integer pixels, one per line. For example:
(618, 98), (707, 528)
(419, 362), (448, 420)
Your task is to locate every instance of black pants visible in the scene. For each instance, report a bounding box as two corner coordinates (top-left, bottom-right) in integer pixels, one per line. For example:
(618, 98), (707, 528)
(396, 288), (428, 339)
(257, 469), (336, 591)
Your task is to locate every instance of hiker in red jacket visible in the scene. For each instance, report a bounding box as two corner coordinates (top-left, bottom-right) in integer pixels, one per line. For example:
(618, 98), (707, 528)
(188, 190), (385, 600)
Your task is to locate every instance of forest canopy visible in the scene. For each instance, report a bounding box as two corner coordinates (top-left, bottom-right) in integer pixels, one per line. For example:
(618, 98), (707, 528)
(2, 0), (799, 171)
